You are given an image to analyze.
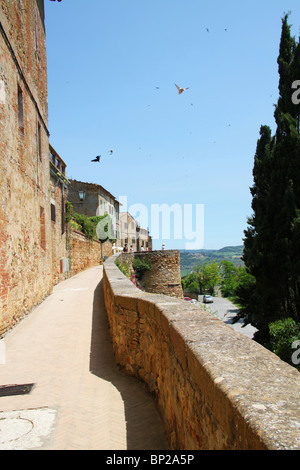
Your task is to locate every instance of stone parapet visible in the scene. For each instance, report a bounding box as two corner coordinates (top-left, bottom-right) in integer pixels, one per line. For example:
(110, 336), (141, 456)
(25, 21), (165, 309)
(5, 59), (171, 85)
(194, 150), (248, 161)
(103, 254), (300, 450)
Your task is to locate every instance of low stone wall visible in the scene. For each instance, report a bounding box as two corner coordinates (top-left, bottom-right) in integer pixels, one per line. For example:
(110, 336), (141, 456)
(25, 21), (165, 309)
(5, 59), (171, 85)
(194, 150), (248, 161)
(69, 230), (102, 276)
(103, 254), (300, 450)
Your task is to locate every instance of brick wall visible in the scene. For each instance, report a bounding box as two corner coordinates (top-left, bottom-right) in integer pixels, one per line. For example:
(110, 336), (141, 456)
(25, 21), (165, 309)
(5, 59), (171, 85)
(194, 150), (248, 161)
(103, 255), (300, 450)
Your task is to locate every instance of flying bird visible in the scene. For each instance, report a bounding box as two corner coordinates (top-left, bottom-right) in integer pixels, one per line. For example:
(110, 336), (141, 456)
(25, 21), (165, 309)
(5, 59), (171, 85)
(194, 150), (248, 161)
(109, 150), (113, 155)
(175, 84), (189, 94)
(91, 155), (101, 162)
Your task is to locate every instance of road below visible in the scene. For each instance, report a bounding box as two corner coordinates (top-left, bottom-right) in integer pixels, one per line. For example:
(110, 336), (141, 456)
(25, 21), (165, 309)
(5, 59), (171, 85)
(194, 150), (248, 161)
(198, 296), (258, 339)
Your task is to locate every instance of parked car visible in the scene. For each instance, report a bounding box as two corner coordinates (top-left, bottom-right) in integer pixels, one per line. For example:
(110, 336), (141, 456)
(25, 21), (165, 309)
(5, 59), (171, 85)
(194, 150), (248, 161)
(203, 295), (213, 303)
(190, 299), (198, 304)
(184, 297), (192, 302)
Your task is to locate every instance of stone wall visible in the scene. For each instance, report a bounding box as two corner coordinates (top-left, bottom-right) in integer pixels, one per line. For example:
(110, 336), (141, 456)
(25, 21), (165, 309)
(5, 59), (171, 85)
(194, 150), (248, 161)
(69, 230), (102, 276)
(103, 255), (300, 450)
(118, 250), (183, 299)
(0, 1), (52, 337)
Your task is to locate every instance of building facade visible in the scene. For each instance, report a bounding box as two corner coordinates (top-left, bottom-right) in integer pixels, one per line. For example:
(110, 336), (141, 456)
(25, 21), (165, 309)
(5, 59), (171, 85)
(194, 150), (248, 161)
(67, 179), (121, 246)
(120, 212), (152, 252)
(50, 145), (69, 284)
(0, 1), (68, 336)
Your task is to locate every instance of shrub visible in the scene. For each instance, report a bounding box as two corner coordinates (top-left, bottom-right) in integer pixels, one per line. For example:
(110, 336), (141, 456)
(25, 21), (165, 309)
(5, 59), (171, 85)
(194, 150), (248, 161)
(72, 212), (96, 240)
(269, 317), (300, 369)
(115, 259), (129, 276)
(132, 257), (152, 279)
(66, 202), (114, 241)
(187, 281), (200, 294)
(89, 215), (114, 241)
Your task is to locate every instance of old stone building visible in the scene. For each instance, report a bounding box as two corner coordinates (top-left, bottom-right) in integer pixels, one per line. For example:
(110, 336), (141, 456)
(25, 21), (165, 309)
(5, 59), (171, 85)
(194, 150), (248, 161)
(67, 179), (121, 246)
(49, 145), (69, 284)
(0, 0), (52, 335)
(0, 1), (69, 336)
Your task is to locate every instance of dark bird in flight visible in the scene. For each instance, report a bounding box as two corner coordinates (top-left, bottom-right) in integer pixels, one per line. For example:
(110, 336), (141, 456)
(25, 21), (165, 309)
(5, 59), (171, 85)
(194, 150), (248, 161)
(206, 28), (209, 32)
(91, 155), (101, 162)
(175, 84), (189, 94)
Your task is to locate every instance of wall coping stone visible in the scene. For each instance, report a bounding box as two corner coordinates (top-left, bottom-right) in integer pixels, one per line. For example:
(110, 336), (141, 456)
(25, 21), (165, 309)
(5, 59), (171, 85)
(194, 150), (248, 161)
(103, 254), (300, 450)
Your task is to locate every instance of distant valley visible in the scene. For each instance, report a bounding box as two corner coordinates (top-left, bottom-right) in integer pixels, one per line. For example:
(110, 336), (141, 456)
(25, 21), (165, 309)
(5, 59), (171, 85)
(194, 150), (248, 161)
(180, 245), (244, 276)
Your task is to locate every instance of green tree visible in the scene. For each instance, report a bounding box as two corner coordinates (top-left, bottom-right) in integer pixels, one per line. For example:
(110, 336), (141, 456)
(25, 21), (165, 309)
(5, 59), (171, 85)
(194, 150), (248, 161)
(199, 261), (220, 295)
(182, 262), (220, 295)
(242, 14), (300, 342)
(220, 260), (238, 297)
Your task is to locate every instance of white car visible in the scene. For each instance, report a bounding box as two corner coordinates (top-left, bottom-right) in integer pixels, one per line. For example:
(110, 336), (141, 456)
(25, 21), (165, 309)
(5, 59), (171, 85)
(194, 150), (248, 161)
(203, 295), (213, 303)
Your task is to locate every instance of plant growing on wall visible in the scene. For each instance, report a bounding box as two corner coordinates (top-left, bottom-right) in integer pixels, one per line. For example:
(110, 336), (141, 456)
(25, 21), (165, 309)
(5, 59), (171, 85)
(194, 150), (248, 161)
(132, 257), (152, 280)
(65, 202), (115, 241)
(115, 259), (129, 277)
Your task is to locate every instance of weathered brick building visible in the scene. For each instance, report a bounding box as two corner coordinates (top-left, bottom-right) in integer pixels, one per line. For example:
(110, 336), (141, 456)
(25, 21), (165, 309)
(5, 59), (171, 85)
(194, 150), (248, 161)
(0, 1), (67, 335)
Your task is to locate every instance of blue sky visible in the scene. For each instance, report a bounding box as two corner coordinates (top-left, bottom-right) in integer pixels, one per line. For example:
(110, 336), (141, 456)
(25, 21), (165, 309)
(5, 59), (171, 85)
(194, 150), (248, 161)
(44, 0), (300, 250)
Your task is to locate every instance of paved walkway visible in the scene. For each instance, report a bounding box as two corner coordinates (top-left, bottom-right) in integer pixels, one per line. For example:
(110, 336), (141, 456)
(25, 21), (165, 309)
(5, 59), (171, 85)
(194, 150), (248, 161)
(0, 266), (169, 450)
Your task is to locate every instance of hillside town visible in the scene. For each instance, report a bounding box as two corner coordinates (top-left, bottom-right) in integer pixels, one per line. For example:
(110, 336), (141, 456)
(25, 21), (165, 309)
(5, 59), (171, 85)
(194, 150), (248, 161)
(1, 0), (300, 453)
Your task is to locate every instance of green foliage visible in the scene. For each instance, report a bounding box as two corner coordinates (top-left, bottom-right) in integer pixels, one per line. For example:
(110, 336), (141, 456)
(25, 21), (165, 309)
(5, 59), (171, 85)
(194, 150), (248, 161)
(72, 212), (96, 240)
(269, 318), (300, 369)
(200, 261), (220, 295)
(115, 259), (129, 277)
(182, 261), (220, 295)
(65, 201), (74, 223)
(65, 202), (114, 241)
(132, 257), (152, 279)
(242, 15), (300, 341)
(89, 214), (114, 241)
(187, 281), (200, 294)
(220, 260), (238, 297)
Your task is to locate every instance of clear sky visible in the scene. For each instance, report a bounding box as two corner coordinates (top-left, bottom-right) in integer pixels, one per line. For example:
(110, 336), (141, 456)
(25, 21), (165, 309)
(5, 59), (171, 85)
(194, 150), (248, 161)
(44, 0), (300, 250)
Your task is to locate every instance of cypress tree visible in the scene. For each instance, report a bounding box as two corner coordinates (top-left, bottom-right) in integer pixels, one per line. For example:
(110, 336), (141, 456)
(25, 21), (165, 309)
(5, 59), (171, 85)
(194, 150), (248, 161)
(242, 14), (300, 342)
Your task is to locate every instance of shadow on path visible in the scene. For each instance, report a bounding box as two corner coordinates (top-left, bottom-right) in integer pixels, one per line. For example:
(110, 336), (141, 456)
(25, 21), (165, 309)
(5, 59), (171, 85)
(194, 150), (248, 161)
(89, 280), (169, 450)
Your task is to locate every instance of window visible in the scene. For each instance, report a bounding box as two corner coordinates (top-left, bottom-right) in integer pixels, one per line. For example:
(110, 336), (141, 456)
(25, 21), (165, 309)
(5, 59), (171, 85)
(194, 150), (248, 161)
(17, 85), (24, 133)
(51, 204), (56, 222)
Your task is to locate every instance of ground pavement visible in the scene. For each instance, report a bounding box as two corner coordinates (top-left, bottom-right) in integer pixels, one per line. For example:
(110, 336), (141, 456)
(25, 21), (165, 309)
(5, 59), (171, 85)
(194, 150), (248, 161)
(0, 266), (168, 450)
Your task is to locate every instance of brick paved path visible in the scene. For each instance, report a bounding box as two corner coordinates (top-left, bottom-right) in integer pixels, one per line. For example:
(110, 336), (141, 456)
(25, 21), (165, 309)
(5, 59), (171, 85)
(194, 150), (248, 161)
(0, 266), (168, 450)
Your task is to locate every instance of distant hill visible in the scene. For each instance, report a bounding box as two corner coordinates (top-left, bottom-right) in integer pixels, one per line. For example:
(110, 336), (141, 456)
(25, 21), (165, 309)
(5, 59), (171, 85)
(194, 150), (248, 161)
(180, 245), (244, 276)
